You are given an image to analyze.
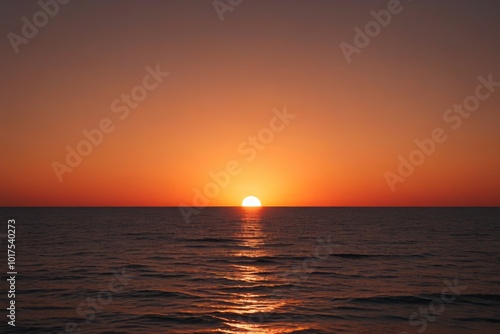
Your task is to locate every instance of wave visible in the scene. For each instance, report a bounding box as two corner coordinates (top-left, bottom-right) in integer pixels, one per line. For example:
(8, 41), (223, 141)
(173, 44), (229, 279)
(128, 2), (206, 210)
(330, 253), (432, 259)
(339, 294), (500, 306)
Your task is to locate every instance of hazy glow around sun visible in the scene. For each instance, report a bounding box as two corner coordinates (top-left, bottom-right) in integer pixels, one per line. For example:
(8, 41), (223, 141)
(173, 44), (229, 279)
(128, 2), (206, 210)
(242, 196), (261, 207)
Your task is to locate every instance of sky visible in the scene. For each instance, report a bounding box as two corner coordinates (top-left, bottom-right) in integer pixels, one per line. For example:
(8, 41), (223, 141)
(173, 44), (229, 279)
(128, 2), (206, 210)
(1, 0), (499, 206)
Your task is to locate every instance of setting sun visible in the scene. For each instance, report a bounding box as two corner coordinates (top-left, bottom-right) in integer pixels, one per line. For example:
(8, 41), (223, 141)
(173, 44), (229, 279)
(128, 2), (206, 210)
(242, 196), (262, 207)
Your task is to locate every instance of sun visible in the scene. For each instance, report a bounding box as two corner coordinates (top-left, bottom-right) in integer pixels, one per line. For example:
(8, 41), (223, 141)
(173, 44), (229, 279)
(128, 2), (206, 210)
(242, 196), (262, 207)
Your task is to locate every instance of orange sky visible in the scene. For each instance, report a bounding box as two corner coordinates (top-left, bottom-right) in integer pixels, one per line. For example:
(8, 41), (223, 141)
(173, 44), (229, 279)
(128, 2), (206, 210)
(1, 0), (499, 206)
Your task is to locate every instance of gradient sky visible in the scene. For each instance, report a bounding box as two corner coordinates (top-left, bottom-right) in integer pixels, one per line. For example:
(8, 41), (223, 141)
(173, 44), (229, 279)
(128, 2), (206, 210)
(1, 0), (499, 206)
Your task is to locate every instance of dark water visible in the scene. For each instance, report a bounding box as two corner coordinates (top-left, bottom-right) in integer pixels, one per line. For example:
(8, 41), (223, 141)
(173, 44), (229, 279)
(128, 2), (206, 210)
(1, 207), (500, 333)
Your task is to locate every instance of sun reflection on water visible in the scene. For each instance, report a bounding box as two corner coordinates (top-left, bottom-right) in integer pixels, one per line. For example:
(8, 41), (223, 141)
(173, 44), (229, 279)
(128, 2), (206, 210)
(210, 208), (310, 333)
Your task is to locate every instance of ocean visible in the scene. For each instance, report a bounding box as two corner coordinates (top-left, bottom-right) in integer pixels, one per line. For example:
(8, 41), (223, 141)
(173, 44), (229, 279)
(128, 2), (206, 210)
(2, 207), (499, 333)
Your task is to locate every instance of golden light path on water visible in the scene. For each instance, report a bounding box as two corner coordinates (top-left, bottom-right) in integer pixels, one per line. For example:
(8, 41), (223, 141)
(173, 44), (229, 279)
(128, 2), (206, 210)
(210, 208), (311, 333)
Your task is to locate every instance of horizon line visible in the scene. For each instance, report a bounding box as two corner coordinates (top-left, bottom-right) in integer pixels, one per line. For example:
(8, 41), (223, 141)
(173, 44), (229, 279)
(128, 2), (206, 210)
(1, 205), (499, 208)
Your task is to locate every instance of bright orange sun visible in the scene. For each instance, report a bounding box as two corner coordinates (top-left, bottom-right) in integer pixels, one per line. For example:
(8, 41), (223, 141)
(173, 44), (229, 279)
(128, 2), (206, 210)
(242, 196), (262, 207)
